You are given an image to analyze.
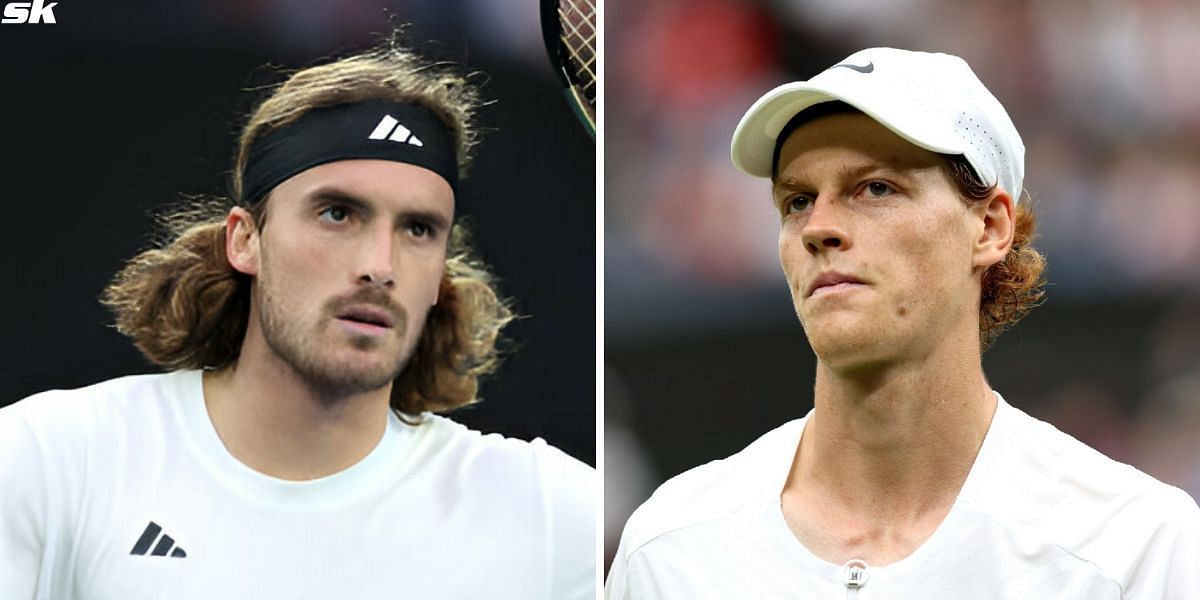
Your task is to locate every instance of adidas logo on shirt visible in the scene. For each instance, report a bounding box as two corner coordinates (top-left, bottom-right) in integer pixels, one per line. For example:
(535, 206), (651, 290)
(368, 115), (424, 147)
(130, 521), (187, 558)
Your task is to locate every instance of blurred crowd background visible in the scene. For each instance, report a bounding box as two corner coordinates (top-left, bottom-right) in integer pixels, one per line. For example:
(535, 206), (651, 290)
(605, 0), (1200, 570)
(0, 0), (596, 465)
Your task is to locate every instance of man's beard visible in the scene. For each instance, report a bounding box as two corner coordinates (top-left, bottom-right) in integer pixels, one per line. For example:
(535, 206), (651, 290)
(257, 282), (413, 400)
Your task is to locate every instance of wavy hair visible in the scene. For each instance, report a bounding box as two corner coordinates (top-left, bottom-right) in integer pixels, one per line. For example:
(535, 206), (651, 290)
(102, 40), (513, 415)
(945, 156), (1046, 350)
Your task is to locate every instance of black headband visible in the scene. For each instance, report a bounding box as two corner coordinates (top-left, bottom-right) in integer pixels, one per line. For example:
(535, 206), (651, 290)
(241, 99), (459, 205)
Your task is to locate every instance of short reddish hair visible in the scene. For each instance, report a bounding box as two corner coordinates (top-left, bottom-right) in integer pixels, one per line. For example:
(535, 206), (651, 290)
(944, 155), (1046, 349)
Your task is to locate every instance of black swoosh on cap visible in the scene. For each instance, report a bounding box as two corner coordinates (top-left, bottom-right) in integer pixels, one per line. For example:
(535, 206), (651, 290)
(832, 61), (874, 74)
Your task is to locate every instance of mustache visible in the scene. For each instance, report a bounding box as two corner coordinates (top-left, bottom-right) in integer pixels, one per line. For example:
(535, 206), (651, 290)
(325, 288), (408, 328)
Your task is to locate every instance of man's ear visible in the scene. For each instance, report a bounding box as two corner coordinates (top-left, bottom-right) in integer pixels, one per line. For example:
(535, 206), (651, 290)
(226, 207), (260, 276)
(972, 190), (1015, 270)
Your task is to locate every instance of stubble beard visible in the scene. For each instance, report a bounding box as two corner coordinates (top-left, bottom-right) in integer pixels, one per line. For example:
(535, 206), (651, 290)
(257, 282), (414, 401)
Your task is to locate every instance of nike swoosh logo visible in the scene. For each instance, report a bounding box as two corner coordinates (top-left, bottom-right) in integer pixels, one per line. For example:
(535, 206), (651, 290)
(833, 61), (874, 74)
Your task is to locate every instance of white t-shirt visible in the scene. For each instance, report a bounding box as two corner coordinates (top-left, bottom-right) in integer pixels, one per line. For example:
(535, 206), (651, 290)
(607, 394), (1200, 599)
(0, 371), (595, 599)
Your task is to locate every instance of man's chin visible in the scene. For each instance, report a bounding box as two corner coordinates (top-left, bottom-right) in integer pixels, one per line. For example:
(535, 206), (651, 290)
(291, 351), (408, 399)
(305, 368), (398, 399)
(260, 316), (411, 398)
(803, 318), (894, 367)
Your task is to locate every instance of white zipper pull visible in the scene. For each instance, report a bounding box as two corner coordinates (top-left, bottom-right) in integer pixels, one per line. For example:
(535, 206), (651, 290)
(842, 559), (870, 599)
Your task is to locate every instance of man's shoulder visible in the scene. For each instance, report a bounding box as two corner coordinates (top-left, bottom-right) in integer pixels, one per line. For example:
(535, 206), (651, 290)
(0, 371), (192, 499)
(619, 417), (805, 557)
(994, 402), (1195, 516)
(414, 414), (594, 489)
(417, 414), (585, 462)
(2, 371), (190, 433)
(967, 400), (1200, 589)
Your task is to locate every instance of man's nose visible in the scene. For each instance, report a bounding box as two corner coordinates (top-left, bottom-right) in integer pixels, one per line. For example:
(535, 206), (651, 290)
(798, 195), (851, 254)
(357, 226), (396, 287)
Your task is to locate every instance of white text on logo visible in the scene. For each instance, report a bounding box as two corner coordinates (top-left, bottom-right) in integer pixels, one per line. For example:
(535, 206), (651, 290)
(2, 0), (58, 24)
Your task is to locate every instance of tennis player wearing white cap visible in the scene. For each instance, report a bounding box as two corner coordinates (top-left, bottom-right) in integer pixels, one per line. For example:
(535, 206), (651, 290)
(607, 48), (1200, 599)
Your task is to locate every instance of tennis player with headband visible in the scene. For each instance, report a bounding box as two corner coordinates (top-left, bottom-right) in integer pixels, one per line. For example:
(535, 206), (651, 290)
(0, 42), (594, 598)
(607, 48), (1199, 599)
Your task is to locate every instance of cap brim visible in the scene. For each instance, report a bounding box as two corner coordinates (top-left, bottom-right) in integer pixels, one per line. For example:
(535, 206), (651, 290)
(730, 81), (963, 178)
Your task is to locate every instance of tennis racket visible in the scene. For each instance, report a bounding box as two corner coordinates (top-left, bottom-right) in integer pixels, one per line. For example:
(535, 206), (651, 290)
(541, 0), (596, 138)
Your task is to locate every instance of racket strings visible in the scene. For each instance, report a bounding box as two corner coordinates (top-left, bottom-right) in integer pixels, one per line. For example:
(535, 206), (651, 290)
(557, 0), (596, 109)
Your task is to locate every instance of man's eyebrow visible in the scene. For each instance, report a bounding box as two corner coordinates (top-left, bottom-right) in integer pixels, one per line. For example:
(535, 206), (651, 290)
(772, 175), (809, 193)
(307, 187), (452, 231)
(399, 208), (452, 232)
(307, 188), (374, 215)
(773, 162), (900, 192)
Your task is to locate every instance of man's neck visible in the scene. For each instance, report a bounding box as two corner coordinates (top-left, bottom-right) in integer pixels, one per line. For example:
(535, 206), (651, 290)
(781, 336), (997, 565)
(201, 342), (392, 482)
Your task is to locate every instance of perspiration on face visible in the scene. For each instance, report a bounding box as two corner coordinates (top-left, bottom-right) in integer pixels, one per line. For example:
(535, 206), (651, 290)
(773, 113), (987, 372)
(247, 159), (454, 396)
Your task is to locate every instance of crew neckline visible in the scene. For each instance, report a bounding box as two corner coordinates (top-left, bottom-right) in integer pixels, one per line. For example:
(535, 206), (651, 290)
(766, 391), (1011, 581)
(169, 370), (420, 509)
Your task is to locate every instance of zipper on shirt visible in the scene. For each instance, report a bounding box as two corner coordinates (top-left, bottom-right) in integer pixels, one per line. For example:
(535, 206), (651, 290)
(841, 559), (869, 600)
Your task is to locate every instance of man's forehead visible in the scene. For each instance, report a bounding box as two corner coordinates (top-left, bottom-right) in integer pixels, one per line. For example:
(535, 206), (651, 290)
(269, 159), (456, 214)
(774, 115), (944, 184)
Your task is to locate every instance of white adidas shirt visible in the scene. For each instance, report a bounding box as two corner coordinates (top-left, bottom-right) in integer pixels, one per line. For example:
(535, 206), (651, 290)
(607, 394), (1200, 599)
(0, 371), (595, 599)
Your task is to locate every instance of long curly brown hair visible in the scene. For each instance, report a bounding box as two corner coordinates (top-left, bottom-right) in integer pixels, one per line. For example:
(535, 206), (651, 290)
(102, 41), (513, 416)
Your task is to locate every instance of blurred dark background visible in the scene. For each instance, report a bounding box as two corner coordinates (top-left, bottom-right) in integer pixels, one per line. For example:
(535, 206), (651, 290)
(0, 0), (595, 466)
(605, 0), (1200, 570)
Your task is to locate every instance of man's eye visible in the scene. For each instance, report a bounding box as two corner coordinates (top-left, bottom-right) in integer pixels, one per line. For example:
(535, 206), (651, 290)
(318, 206), (351, 223)
(786, 195), (812, 214)
(865, 181), (893, 198)
(407, 220), (433, 237)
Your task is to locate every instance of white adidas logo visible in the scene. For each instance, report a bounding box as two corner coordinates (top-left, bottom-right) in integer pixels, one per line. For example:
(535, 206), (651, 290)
(368, 115), (423, 147)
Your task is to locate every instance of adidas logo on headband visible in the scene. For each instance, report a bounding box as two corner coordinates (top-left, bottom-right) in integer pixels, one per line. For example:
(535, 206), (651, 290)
(242, 100), (459, 203)
(368, 114), (424, 147)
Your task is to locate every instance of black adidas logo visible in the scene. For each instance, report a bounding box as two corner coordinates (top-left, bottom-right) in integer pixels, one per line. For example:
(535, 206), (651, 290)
(130, 521), (187, 558)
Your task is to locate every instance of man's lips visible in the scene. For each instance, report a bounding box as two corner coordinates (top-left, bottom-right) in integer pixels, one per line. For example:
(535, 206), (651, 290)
(336, 304), (396, 329)
(806, 271), (866, 298)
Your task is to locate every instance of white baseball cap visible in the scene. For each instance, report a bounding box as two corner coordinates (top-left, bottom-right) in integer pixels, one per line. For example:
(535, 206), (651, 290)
(730, 47), (1025, 202)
